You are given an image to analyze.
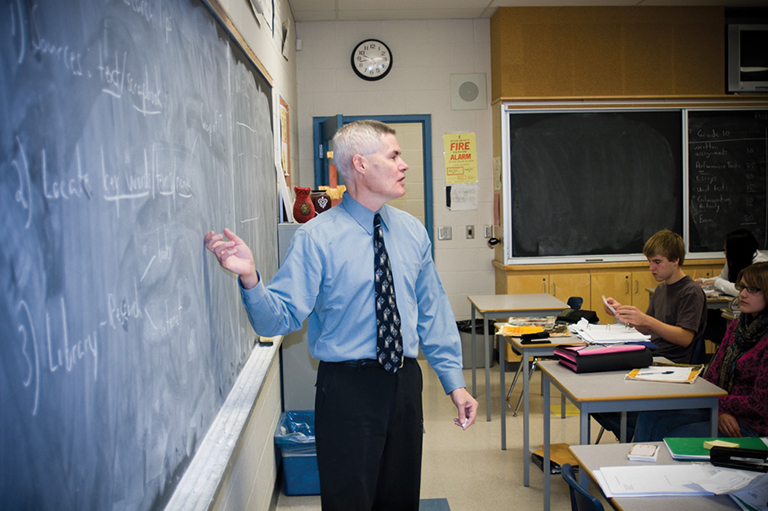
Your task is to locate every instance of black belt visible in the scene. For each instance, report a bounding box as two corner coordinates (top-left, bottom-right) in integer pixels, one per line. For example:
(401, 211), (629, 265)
(334, 357), (416, 369)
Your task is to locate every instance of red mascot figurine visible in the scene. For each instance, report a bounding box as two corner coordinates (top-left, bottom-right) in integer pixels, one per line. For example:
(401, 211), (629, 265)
(293, 186), (315, 223)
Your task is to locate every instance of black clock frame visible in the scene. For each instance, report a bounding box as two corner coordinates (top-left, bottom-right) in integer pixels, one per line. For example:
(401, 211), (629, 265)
(351, 39), (393, 81)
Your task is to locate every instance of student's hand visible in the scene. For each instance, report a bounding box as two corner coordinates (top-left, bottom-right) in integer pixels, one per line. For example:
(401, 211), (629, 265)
(604, 297), (622, 317)
(613, 305), (645, 328)
(450, 387), (478, 430)
(204, 228), (259, 289)
(718, 413), (741, 438)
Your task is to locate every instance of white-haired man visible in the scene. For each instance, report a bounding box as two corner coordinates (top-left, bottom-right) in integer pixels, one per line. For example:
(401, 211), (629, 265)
(205, 120), (477, 510)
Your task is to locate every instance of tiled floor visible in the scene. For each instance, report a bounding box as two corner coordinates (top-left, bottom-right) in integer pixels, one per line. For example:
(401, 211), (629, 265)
(275, 358), (613, 510)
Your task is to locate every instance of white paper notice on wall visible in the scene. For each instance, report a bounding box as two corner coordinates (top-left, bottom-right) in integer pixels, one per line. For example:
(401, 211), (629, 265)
(449, 182), (479, 210)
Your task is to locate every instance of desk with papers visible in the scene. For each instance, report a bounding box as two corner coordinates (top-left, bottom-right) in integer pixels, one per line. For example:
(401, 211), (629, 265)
(467, 293), (568, 421)
(570, 441), (768, 511)
(539, 360), (727, 511)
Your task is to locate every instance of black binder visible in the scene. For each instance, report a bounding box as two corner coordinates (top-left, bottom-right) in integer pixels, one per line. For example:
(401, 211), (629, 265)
(555, 345), (653, 373)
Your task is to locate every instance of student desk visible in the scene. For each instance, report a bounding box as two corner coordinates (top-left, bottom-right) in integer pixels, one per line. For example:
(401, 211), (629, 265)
(569, 442), (741, 510)
(501, 334), (585, 487)
(539, 360), (727, 511)
(467, 293), (568, 421)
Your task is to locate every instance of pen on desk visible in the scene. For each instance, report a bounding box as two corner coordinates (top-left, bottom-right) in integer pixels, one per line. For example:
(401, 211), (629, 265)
(637, 370), (674, 375)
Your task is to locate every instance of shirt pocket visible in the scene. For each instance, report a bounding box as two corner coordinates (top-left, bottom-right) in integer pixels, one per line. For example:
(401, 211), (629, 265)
(396, 261), (421, 307)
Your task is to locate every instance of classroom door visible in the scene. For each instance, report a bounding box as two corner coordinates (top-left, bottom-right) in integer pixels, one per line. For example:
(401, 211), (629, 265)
(312, 115), (434, 246)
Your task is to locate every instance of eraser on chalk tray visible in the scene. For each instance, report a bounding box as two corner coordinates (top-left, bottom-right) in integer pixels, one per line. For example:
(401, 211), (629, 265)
(704, 439), (739, 450)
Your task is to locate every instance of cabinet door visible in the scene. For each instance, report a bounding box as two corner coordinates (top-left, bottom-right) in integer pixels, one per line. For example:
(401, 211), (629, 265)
(684, 266), (713, 280)
(507, 274), (549, 294)
(590, 272), (631, 324)
(550, 272), (591, 309)
(631, 270), (659, 314)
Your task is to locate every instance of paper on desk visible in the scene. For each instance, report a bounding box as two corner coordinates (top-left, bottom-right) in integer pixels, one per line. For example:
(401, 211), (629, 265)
(731, 481), (768, 511)
(569, 318), (651, 344)
(697, 469), (768, 495)
(593, 464), (765, 498)
(594, 464), (711, 497)
(628, 366), (696, 382)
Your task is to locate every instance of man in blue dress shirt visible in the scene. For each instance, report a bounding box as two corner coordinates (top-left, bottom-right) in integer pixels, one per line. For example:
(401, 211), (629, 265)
(205, 120), (477, 510)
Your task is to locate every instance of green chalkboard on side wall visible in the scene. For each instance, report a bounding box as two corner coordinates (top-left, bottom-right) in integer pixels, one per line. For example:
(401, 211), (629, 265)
(0, 0), (278, 509)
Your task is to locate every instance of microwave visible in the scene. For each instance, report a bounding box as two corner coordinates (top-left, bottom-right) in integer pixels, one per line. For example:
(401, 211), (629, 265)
(727, 24), (768, 93)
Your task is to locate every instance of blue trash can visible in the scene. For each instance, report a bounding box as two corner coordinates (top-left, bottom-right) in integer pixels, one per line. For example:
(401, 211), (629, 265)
(274, 411), (320, 496)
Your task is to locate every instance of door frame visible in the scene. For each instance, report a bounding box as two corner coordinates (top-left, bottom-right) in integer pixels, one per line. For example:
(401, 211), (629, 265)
(312, 114), (434, 246)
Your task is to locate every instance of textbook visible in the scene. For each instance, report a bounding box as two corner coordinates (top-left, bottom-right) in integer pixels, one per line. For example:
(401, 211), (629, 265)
(664, 437), (768, 460)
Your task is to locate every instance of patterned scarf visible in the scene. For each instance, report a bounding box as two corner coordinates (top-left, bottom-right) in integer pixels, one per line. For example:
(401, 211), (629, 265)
(718, 310), (768, 392)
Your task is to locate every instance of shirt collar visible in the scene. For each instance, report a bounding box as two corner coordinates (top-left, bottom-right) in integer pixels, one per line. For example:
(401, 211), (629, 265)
(339, 192), (388, 235)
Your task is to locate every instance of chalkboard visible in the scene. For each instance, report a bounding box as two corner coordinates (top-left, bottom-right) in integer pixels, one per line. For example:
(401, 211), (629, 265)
(0, 0), (278, 509)
(688, 109), (768, 253)
(507, 110), (683, 259)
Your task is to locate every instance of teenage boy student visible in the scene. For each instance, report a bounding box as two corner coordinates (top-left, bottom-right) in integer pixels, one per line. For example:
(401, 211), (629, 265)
(597, 229), (708, 440)
(604, 229), (707, 364)
(205, 120), (477, 511)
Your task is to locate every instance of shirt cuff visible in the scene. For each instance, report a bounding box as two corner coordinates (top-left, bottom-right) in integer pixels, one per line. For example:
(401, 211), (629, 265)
(439, 369), (467, 396)
(239, 271), (265, 306)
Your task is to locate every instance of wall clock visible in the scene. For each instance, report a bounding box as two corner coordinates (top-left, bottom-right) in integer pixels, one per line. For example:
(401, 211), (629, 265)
(351, 39), (392, 81)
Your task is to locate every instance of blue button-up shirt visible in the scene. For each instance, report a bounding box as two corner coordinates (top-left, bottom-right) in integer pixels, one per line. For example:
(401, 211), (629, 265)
(241, 193), (465, 395)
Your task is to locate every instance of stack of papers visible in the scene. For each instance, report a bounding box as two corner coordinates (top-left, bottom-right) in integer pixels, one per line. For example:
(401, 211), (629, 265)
(568, 318), (652, 345)
(593, 463), (767, 498)
(732, 484), (768, 511)
(627, 444), (659, 462)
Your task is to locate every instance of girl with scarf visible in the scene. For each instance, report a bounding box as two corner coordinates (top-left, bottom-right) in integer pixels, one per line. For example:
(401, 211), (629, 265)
(634, 261), (768, 440)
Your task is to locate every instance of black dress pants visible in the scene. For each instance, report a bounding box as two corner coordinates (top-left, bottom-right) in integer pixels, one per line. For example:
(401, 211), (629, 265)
(315, 358), (423, 511)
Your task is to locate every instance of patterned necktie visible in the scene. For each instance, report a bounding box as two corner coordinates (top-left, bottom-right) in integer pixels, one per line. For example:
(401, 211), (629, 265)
(374, 213), (403, 373)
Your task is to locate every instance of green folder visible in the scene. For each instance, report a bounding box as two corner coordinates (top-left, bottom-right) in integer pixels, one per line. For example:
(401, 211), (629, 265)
(663, 437), (768, 460)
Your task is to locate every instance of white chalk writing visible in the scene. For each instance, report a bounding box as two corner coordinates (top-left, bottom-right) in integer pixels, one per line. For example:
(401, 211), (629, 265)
(107, 278), (143, 331)
(45, 298), (99, 381)
(30, 5), (84, 77)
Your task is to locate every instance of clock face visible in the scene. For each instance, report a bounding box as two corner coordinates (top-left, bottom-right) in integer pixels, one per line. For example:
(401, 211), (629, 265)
(351, 39), (392, 81)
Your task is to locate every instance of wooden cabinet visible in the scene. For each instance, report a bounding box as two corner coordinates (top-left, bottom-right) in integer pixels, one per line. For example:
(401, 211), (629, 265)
(503, 272), (591, 309)
(550, 272), (591, 306)
(505, 273), (549, 294)
(494, 259), (725, 324)
(631, 270), (659, 316)
(590, 271), (631, 324)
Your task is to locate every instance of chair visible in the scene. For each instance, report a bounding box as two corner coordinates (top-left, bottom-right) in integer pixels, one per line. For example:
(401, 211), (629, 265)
(506, 297), (584, 415)
(561, 464), (604, 511)
(567, 296), (584, 310)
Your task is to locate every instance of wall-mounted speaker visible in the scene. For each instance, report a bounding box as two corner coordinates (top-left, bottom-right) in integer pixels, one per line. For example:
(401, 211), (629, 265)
(450, 73), (487, 111)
